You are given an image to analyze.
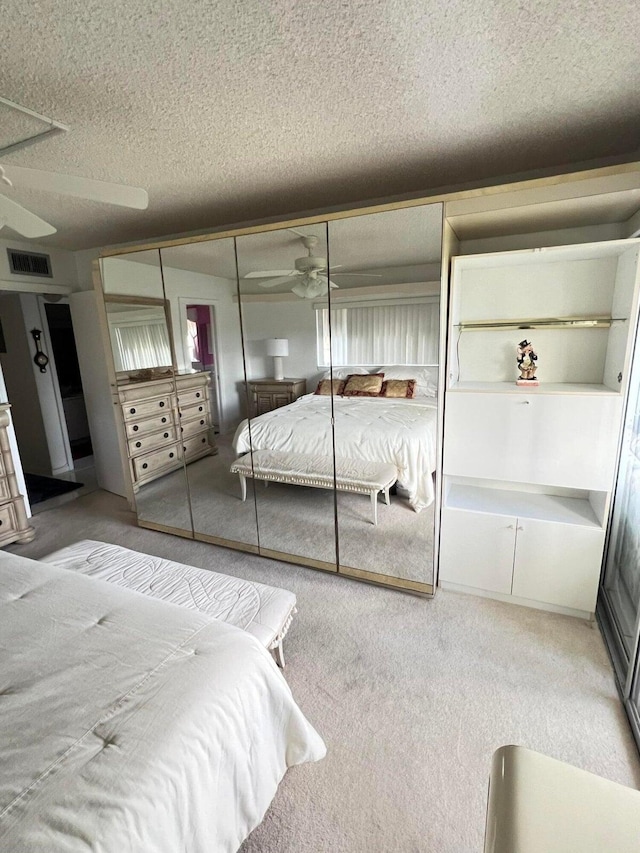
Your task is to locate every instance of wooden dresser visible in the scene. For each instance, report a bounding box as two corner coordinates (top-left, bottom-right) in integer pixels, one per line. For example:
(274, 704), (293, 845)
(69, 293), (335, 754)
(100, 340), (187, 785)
(0, 404), (35, 546)
(116, 373), (216, 492)
(248, 378), (306, 417)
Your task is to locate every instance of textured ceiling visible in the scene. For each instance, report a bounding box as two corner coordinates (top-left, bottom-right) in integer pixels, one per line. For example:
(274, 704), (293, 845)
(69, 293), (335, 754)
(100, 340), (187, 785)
(2, 0), (640, 250)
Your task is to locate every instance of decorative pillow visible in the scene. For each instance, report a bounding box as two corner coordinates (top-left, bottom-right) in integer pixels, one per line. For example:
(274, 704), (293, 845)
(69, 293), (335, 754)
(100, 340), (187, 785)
(378, 365), (437, 397)
(314, 379), (346, 396)
(321, 366), (369, 381)
(342, 373), (385, 397)
(380, 379), (416, 398)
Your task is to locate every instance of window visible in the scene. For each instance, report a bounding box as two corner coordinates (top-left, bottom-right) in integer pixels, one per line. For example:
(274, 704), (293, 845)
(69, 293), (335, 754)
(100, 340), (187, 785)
(315, 298), (439, 367)
(112, 322), (172, 371)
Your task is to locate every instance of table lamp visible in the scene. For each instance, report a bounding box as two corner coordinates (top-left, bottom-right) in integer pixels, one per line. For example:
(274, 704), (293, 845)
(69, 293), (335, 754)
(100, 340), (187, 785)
(266, 338), (289, 380)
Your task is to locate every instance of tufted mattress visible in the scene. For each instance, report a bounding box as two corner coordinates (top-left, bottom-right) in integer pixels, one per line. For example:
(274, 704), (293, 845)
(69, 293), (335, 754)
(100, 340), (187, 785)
(0, 551), (325, 852)
(40, 539), (296, 652)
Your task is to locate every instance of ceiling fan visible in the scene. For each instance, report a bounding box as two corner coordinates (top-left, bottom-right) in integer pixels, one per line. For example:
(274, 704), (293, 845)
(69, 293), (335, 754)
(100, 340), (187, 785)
(0, 163), (148, 239)
(244, 232), (380, 299)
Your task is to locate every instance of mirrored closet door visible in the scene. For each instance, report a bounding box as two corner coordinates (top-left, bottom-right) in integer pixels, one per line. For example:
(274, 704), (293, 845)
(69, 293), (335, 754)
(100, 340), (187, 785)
(159, 239), (259, 552)
(99, 249), (192, 534)
(236, 224), (338, 570)
(327, 204), (443, 588)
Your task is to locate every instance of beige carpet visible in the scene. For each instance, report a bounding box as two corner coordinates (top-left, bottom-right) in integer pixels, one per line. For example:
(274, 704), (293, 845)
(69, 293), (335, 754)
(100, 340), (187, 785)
(9, 490), (640, 852)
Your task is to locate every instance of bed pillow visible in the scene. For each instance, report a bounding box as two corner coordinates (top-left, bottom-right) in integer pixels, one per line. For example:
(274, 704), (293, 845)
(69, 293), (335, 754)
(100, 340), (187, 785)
(314, 379), (346, 396)
(342, 373), (385, 397)
(379, 366), (437, 397)
(321, 366), (369, 381)
(380, 379), (416, 399)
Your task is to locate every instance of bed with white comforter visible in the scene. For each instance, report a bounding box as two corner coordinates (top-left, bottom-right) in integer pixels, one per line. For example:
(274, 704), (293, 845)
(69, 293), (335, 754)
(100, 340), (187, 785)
(0, 551), (325, 852)
(234, 393), (438, 511)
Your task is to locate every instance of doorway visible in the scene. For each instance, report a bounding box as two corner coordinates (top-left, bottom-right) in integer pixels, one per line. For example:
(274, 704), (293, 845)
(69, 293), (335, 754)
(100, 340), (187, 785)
(183, 302), (222, 432)
(44, 302), (93, 463)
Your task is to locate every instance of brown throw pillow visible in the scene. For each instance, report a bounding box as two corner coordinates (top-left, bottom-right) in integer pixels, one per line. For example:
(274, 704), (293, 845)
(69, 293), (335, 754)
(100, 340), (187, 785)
(342, 373), (385, 397)
(381, 379), (416, 398)
(315, 379), (346, 396)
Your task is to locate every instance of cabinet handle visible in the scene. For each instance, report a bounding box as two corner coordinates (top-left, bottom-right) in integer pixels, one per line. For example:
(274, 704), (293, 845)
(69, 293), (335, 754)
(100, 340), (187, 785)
(196, 392), (201, 398)
(130, 407), (136, 414)
(517, 525), (524, 531)
(200, 419), (204, 425)
(162, 417), (167, 423)
(159, 401), (165, 408)
(507, 524), (514, 529)
(201, 437), (206, 443)
(135, 441), (141, 448)
(133, 425), (139, 432)
(198, 406), (203, 412)
(519, 400), (530, 405)
(169, 452), (174, 459)
(163, 432), (169, 438)
(142, 463), (148, 469)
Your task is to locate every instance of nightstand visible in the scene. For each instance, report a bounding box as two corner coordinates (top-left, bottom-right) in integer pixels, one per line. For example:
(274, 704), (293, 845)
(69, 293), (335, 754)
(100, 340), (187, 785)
(248, 379), (306, 417)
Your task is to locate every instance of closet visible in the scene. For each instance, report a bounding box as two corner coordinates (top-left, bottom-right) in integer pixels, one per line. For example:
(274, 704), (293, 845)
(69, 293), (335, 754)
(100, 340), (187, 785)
(97, 204), (444, 593)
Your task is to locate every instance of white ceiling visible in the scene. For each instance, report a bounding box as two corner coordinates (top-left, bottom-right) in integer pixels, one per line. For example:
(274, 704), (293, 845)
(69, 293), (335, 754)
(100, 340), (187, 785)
(2, 0), (640, 250)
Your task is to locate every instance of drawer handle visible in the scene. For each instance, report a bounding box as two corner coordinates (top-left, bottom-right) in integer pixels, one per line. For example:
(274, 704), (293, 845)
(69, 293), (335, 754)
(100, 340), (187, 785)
(198, 406), (203, 412)
(142, 463), (148, 470)
(159, 401), (165, 408)
(183, 446), (187, 452)
(201, 438), (206, 444)
(196, 392), (201, 398)
(135, 441), (141, 448)
(507, 524), (514, 529)
(130, 407), (136, 414)
(519, 400), (530, 405)
(133, 425), (139, 432)
(200, 419), (204, 425)
(164, 432), (169, 438)
(169, 452), (174, 459)
(179, 412), (182, 418)
(161, 417), (167, 423)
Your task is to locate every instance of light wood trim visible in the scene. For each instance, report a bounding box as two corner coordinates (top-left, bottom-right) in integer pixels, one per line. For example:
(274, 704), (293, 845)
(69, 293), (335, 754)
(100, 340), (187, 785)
(259, 547), (338, 573)
(103, 294), (166, 306)
(137, 519), (195, 539)
(194, 531), (260, 554)
(338, 563), (433, 595)
(98, 161), (640, 259)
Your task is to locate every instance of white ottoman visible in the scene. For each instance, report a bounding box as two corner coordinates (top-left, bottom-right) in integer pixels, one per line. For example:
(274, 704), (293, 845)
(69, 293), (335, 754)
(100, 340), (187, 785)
(40, 540), (296, 667)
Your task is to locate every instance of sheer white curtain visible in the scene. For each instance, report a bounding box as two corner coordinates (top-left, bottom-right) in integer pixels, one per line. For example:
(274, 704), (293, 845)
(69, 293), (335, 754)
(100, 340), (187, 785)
(113, 322), (172, 371)
(316, 298), (439, 366)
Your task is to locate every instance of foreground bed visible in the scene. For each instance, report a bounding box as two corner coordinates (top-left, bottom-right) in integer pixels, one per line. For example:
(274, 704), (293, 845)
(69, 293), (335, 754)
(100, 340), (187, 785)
(233, 393), (438, 511)
(0, 551), (325, 852)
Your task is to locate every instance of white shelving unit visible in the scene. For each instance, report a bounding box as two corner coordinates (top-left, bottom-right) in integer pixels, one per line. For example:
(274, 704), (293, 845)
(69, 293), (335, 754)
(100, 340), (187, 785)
(439, 239), (640, 618)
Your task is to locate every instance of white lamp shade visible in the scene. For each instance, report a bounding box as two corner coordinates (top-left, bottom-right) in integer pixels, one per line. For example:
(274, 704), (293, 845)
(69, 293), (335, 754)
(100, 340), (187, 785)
(265, 338), (289, 357)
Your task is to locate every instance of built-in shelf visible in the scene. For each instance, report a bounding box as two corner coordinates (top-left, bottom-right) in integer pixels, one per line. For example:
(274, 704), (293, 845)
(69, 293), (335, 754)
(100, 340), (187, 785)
(445, 483), (602, 529)
(448, 381), (619, 395)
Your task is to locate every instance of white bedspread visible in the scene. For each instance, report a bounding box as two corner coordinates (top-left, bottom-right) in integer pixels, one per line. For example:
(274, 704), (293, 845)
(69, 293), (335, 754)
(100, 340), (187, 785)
(234, 394), (438, 511)
(0, 552), (325, 853)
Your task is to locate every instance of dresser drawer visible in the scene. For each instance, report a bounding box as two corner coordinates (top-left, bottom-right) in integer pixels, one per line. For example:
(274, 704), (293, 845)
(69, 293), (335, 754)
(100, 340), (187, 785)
(125, 411), (174, 438)
(0, 502), (18, 538)
(180, 416), (209, 439)
(182, 433), (210, 458)
(178, 387), (207, 408)
(128, 426), (177, 456)
(132, 444), (181, 481)
(122, 395), (174, 421)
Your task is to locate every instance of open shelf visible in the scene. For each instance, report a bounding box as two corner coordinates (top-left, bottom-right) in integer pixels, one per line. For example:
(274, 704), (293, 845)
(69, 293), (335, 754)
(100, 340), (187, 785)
(445, 483), (603, 529)
(448, 380), (619, 395)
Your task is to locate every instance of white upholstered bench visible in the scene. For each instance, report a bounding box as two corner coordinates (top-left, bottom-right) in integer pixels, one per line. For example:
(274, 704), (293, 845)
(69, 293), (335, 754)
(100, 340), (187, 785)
(40, 540), (296, 667)
(230, 450), (397, 525)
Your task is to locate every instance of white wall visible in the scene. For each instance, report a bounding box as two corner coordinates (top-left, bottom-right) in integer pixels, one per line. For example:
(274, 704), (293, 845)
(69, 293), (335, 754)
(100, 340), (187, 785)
(0, 237), (78, 292)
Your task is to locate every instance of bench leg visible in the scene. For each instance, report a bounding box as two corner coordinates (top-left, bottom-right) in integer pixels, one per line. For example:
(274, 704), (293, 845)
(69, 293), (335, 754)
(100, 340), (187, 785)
(238, 474), (246, 501)
(271, 641), (285, 668)
(370, 490), (378, 525)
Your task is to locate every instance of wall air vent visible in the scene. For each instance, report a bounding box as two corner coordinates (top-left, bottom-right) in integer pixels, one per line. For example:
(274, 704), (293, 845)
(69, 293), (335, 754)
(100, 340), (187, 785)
(7, 248), (53, 278)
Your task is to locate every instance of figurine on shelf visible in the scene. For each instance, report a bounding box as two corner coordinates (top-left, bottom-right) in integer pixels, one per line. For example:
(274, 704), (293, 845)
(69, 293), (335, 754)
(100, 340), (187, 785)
(516, 339), (539, 386)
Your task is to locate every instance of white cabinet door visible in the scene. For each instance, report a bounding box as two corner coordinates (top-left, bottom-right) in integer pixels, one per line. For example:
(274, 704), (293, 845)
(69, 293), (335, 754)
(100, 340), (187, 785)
(439, 507), (515, 594)
(511, 518), (605, 612)
(444, 392), (622, 491)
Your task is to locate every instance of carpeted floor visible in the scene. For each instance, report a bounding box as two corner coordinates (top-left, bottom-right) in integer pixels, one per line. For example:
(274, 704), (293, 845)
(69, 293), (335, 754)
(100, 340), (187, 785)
(8, 489), (640, 852)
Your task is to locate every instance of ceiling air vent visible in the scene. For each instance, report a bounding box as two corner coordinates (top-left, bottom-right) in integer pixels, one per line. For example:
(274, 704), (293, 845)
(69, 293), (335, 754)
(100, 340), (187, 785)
(7, 248), (53, 278)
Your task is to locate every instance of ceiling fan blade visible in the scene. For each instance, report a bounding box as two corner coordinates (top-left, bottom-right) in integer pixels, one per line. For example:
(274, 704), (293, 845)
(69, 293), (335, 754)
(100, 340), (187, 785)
(258, 275), (301, 288)
(244, 269), (298, 279)
(331, 272), (382, 277)
(0, 193), (56, 237)
(1, 164), (148, 209)
(317, 275), (340, 290)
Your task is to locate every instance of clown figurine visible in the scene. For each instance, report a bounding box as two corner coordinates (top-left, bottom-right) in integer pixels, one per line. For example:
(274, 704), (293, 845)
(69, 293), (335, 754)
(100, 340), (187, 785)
(516, 339), (539, 386)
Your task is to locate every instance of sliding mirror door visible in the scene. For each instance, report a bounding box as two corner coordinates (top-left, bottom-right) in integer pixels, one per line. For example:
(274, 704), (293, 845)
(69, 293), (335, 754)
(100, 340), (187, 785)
(236, 224), (338, 569)
(159, 239), (259, 551)
(327, 205), (443, 590)
(100, 250), (192, 533)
